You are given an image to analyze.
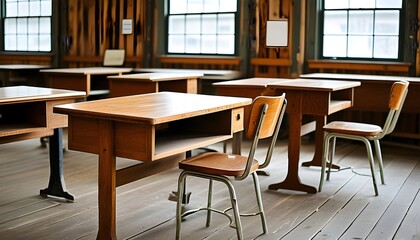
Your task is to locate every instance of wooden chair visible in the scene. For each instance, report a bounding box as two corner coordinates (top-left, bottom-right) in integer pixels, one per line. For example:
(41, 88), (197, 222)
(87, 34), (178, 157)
(318, 80), (409, 196)
(175, 94), (287, 240)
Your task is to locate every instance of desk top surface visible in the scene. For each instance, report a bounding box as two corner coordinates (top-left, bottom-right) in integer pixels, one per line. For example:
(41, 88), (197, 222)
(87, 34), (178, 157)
(40, 67), (132, 75)
(213, 77), (292, 88)
(54, 92), (252, 124)
(214, 78), (360, 91)
(268, 79), (361, 91)
(0, 64), (50, 70)
(108, 72), (204, 82)
(134, 68), (242, 80)
(0, 86), (86, 104)
(300, 73), (420, 83)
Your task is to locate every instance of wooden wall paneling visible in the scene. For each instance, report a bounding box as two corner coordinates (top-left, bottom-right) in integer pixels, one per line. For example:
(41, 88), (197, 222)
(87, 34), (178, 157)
(68, 0), (78, 56)
(135, 1), (143, 57)
(119, 0), (125, 50)
(126, 0), (135, 56)
(87, 0), (96, 56)
(417, 1), (420, 76)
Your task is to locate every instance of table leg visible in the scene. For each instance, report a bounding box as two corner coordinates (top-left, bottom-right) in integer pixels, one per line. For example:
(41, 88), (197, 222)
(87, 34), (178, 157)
(268, 93), (317, 194)
(97, 120), (117, 240)
(40, 128), (75, 201)
(301, 115), (340, 169)
(232, 131), (242, 155)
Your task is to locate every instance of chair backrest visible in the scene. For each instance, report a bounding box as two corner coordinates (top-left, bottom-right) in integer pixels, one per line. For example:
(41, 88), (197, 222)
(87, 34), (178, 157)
(103, 49), (125, 66)
(380, 80), (409, 137)
(236, 94), (287, 180)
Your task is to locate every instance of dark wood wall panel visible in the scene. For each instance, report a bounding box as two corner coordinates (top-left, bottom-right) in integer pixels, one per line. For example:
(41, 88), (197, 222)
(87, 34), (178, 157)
(66, 0), (146, 67)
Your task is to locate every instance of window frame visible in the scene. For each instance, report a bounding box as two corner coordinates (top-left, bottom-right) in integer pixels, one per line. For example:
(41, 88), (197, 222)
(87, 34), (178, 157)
(165, 0), (240, 56)
(320, 1), (405, 62)
(1, 0), (53, 53)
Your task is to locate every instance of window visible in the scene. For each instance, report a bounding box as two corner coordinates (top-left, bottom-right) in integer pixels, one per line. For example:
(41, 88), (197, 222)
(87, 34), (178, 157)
(167, 0), (237, 55)
(3, 0), (52, 52)
(322, 0), (402, 60)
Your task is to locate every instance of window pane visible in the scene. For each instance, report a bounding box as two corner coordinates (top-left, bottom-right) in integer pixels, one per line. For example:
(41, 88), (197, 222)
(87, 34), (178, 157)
(185, 35), (201, 53)
(4, 19), (17, 34)
(218, 14), (234, 34)
(5, 35), (17, 50)
(39, 17), (50, 34)
(17, 18), (28, 34)
(170, 0), (187, 14)
(30, 1), (41, 16)
(217, 35), (234, 54)
(40, 0), (52, 16)
(168, 35), (185, 53)
(39, 34), (51, 51)
(348, 11), (373, 35)
(202, 15), (217, 34)
(6, 2), (18, 17)
(185, 15), (201, 34)
(168, 16), (185, 34)
(28, 18), (39, 34)
(350, 0), (375, 8)
(324, 11), (347, 35)
(28, 35), (39, 51)
(201, 35), (217, 53)
(187, 0), (203, 13)
(348, 36), (373, 58)
(203, 0), (218, 12)
(18, 0), (29, 16)
(376, 0), (402, 8)
(219, 0), (237, 12)
(325, 0), (348, 9)
(374, 36), (398, 58)
(323, 36), (347, 57)
(374, 11), (399, 35)
(17, 34), (28, 51)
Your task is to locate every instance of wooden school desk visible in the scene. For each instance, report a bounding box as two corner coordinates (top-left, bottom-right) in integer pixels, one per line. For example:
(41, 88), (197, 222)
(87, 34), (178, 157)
(0, 86), (85, 201)
(0, 64), (50, 86)
(54, 92), (252, 239)
(134, 68), (242, 94)
(40, 67), (132, 97)
(107, 72), (204, 97)
(214, 78), (360, 193)
(300, 73), (420, 141)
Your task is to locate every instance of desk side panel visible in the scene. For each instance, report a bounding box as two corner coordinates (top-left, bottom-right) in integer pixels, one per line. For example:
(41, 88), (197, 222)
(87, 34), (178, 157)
(114, 122), (153, 160)
(68, 117), (100, 154)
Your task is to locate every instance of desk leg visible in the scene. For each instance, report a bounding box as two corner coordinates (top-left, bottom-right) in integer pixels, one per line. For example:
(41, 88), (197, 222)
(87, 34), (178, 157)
(97, 120), (117, 240)
(268, 93), (317, 194)
(232, 131), (242, 155)
(40, 128), (75, 201)
(301, 115), (340, 169)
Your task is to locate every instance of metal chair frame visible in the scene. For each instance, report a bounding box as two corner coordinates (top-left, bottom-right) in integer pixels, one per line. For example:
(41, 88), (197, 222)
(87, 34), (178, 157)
(176, 95), (287, 240)
(319, 81), (409, 196)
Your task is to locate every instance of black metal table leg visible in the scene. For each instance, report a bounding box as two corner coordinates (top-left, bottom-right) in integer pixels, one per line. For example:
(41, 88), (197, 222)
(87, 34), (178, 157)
(40, 128), (75, 202)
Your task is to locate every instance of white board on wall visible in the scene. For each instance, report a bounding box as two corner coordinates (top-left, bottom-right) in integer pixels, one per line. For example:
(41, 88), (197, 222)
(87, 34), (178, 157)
(266, 19), (288, 47)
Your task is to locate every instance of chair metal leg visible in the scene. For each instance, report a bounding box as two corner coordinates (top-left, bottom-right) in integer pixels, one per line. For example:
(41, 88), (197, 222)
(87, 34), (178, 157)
(225, 180), (243, 240)
(206, 179), (213, 227)
(373, 139), (385, 184)
(176, 172), (187, 240)
(319, 134), (332, 192)
(363, 139), (379, 196)
(326, 136), (336, 181)
(251, 172), (267, 233)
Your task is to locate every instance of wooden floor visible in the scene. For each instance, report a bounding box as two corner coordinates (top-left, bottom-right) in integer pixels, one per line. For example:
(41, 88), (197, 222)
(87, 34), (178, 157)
(1, 136), (420, 240)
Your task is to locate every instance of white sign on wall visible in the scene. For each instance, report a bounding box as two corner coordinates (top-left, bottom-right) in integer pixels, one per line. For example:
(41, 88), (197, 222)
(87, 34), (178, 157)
(122, 19), (133, 35)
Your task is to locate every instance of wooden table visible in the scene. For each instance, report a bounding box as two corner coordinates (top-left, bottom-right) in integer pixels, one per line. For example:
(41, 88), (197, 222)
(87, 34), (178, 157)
(134, 68), (242, 94)
(214, 78), (360, 193)
(54, 92), (251, 239)
(40, 67), (132, 97)
(300, 73), (420, 140)
(0, 64), (50, 86)
(0, 86), (85, 201)
(107, 72), (203, 97)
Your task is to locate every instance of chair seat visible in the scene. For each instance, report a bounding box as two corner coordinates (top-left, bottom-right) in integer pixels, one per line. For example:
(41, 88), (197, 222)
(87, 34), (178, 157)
(323, 121), (382, 136)
(179, 152), (260, 176)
